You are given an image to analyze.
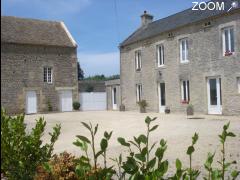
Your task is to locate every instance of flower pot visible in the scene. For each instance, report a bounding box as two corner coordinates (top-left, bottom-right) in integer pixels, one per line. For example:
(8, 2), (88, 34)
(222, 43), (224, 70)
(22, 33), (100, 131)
(186, 106), (194, 115)
(165, 108), (170, 114)
(119, 104), (125, 111)
(140, 107), (146, 113)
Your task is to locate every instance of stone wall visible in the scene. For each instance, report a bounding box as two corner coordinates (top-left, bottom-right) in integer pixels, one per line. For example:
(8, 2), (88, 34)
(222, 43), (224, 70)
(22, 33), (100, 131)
(1, 43), (78, 114)
(120, 12), (240, 115)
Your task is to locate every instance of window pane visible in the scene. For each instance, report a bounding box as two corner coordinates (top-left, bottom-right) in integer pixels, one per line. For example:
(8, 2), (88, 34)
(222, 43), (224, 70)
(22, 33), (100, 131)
(113, 88), (117, 104)
(183, 81), (186, 100)
(186, 40), (188, 60)
(160, 83), (165, 106)
(209, 79), (217, 105)
(43, 67), (47, 82)
(161, 46), (164, 65)
(230, 28), (234, 52)
(225, 30), (229, 52)
(187, 80), (190, 101)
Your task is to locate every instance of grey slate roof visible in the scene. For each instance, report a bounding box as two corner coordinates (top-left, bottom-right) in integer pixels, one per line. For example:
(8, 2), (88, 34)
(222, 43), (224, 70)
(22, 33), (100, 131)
(1, 16), (77, 47)
(120, 0), (240, 47)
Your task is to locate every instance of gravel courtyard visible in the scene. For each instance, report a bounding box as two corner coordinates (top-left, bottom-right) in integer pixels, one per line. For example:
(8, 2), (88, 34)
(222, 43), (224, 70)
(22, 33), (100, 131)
(25, 111), (240, 173)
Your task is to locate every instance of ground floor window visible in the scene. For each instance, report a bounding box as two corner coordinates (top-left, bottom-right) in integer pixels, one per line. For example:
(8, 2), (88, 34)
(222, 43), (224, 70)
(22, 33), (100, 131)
(181, 80), (190, 103)
(136, 84), (142, 102)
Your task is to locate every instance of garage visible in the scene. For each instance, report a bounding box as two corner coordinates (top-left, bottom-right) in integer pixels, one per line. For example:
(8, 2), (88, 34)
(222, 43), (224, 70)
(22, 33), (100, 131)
(80, 92), (106, 111)
(60, 90), (73, 112)
(26, 91), (37, 114)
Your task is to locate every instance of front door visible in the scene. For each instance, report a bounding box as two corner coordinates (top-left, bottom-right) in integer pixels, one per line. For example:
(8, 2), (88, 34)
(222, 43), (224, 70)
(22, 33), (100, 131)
(26, 91), (37, 114)
(158, 83), (166, 113)
(60, 90), (73, 112)
(207, 77), (222, 114)
(112, 87), (117, 110)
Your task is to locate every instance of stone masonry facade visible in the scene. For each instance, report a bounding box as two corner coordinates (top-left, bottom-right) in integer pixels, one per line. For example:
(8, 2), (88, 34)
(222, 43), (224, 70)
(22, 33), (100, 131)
(1, 43), (78, 114)
(120, 12), (240, 115)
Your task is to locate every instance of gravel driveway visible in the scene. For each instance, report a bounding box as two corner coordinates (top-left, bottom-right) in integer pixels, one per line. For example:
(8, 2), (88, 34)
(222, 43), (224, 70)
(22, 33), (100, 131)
(25, 111), (240, 174)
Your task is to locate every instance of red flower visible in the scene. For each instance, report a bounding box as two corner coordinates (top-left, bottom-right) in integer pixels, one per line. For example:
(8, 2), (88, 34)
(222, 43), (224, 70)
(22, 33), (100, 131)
(181, 100), (189, 104)
(225, 51), (233, 56)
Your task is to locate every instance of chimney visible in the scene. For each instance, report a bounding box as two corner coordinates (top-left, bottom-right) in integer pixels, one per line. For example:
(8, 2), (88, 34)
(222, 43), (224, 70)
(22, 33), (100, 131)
(141, 11), (153, 26)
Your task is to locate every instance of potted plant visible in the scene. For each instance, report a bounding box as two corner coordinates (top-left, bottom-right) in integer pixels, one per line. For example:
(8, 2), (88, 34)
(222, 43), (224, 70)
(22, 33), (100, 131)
(225, 50), (233, 56)
(73, 101), (81, 110)
(47, 99), (53, 112)
(186, 104), (194, 116)
(137, 100), (148, 113)
(119, 104), (125, 112)
(165, 106), (170, 114)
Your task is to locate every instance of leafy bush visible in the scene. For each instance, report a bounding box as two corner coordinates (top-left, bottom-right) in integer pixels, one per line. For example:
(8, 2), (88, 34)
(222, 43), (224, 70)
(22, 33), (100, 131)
(137, 100), (148, 113)
(73, 101), (81, 110)
(47, 99), (53, 112)
(1, 108), (61, 179)
(35, 152), (78, 180)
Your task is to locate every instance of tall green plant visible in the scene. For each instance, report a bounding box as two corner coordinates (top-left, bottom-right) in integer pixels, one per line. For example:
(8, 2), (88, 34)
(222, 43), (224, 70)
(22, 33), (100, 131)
(117, 116), (169, 179)
(73, 122), (115, 179)
(1, 108), (61, 180)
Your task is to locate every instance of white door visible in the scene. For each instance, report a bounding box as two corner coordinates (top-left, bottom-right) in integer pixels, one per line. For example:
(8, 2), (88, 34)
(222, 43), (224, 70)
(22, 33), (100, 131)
(60, 90), (73, 112)
(80, 92), (106, 111)
(158, 83), (166, 113)
(26, 91), (37, 114)
(207, 77), (222, 114)
(112, 87), (117, 110)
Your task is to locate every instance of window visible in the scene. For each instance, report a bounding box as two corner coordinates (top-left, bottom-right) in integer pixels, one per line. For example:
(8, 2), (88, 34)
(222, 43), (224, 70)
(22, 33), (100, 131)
(157, 44), (164, 67)
(43, 67), (52, 83)
(222, 27), (234, 56)
(181, 80), (190, 103)
(135, 50), (142, 71)
(238, 77), (240, 93)
(136, 84), (142, 102)
(180, 38), (189, 63)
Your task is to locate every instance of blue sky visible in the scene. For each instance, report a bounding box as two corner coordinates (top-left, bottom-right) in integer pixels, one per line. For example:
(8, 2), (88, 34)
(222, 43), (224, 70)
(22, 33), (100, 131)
(2, 0), (197, 76)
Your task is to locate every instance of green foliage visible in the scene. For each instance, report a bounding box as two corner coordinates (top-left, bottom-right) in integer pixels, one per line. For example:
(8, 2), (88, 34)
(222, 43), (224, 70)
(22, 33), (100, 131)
(85, 85), (94, 92)
(77, 62), (84, 80)
(137, 100), (148, 108)
(47, 99), (53, 111)
(73, 122), (115, 179)
(84, 74), (120, 81)
(117, 116), (169, 179)
(73, 101), (81, 110)
(1, 108), (61, 180)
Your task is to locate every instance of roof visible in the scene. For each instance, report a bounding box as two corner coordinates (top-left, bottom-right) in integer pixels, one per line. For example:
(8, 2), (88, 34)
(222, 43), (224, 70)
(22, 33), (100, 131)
(79, 80), (106, 92)
(1, 16), (77, 48)
(120, 0), (240, 47)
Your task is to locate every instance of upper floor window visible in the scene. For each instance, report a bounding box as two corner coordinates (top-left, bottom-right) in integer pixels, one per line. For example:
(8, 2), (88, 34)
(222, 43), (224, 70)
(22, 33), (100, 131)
(157, 44), (164, 67)
(43, 67), (52, 83)
(181, 80), (190, 103)
(135, 50), (142, 71)
(136, 84), (142, 102)
(222, 27), (235, 56)
(180, 38), (189, 63)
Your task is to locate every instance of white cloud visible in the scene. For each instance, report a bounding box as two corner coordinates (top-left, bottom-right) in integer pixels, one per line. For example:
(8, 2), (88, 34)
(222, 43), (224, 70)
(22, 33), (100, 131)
(78, 52), (120, 77)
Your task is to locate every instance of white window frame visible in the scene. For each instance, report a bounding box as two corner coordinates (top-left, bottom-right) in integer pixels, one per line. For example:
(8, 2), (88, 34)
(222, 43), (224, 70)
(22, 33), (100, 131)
(222, 26), (235, 56)
(181, 80), (190, 102)
(136, 84), (142, 102)
(180, 38), (189, 63)
(157, 44), (164, 67)
(135, 50), (142, 71)
(44, 67), (53, 84)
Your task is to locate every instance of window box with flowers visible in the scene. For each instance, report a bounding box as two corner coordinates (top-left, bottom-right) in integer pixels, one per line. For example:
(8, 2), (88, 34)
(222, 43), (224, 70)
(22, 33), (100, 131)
(181, 100), (189, 104)
(224, 50), (233, 56)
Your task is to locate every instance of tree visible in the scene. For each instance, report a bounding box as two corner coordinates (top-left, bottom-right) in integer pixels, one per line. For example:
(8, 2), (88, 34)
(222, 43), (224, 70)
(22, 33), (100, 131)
(77, 62), (84, 80)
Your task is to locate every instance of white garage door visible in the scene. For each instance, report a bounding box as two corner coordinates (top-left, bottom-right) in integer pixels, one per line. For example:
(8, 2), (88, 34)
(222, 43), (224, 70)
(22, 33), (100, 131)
(26, 91), (37, 114)
(80, 92), (106, 111)
(60, 90), (73, 112)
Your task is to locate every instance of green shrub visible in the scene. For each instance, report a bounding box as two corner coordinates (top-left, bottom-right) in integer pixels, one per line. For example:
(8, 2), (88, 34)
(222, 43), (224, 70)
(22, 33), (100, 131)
(73, 122), (115, 179)
(47, 99), (53, 112)
(73, 101), (81, 110)
(1, 108), (61, 179)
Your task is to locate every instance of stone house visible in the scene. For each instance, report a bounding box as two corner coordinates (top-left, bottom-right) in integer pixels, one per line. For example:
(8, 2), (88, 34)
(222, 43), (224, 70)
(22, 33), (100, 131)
(1, 16), (78, 114)
(120, 0), (240, 115)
